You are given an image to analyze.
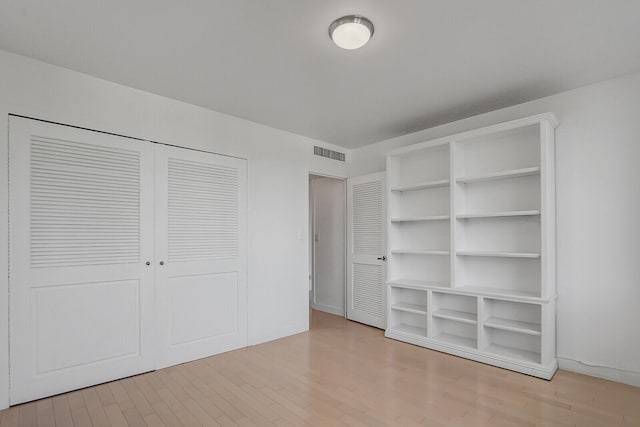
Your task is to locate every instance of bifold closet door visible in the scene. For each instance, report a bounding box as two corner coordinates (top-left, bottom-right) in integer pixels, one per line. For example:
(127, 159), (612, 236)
(347, 172), (387, 329)
(154, 145), (247, 368)
(9, 117), (156, 405)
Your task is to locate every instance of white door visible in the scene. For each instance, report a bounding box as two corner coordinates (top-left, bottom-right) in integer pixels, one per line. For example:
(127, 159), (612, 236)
(9, 117), (155, 404)
(154, 145), (248, 368)
(347, 172), (387, 329)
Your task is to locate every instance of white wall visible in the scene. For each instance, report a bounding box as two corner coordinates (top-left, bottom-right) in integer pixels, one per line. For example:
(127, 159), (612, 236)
(310, 176), (345, 316)
(351, 71), (640, 386)
(0, 50), (350, 409)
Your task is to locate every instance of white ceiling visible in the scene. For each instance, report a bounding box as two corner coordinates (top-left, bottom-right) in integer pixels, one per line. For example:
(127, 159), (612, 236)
(1, 1), (640, 148)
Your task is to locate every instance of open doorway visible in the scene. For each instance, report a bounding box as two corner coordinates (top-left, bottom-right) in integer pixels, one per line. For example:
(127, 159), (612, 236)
(309, 174), (346, 326)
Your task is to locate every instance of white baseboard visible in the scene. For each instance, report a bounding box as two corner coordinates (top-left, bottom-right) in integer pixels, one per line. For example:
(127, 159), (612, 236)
(310, 303), (345, 317)
(558, 357), (640, 387)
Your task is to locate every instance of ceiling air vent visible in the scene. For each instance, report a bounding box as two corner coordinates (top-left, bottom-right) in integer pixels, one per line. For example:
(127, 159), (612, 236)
(314, 146), (345, 162)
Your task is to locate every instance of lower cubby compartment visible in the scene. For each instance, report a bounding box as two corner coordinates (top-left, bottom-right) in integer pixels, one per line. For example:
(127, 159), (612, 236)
(432, 292), (477, 323)
(389, 287), (428, 314)
(389, 310), (427, 338)
(432, 317), (477, 349)
(484, 299), (541, 335)
(484, 328), (541, 364)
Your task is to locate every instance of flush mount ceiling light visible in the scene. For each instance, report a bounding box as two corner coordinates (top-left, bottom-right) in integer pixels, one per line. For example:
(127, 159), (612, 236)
(329, 15), (374, 50)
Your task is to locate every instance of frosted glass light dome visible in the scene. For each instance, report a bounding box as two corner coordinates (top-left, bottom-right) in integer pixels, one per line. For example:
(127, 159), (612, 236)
(329, 15), (374, 50)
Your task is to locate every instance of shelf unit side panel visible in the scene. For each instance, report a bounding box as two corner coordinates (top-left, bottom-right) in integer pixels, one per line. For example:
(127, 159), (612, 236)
(541, 299), (556, 366)
(540, 120), (557, 299)
(450, 141), (458, 289)
(386, 156), (395, 284)
(477, 297), (486, 351)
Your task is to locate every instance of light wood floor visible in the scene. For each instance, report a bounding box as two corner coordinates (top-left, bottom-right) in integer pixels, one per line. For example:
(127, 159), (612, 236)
(1, 310), (640, 426)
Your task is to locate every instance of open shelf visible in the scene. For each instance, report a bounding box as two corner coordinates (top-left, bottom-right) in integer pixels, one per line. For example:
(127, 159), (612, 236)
(391, 215), (450, 222)
(456, 210), (540, 219)
(457, 250), (540, 259)
(432, 309), (477, 324)
(456, 167), (540, 184)
(391, 179), (450, 192)
(391, 302), (427, 315)
(388, 279), (449, 289)
(484, 317), (541, 336)
(485, 343), (540, 364)
(392, 249), (450, 256)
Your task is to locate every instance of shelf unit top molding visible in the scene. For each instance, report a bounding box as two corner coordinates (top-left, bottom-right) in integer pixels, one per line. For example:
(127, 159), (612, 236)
(385, 112), (558, 157)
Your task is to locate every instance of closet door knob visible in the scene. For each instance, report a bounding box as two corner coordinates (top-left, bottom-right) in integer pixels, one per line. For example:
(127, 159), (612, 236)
(377, 256), (387, 261)
(159, 261), (165, 266)
(145, 261), (151, 266)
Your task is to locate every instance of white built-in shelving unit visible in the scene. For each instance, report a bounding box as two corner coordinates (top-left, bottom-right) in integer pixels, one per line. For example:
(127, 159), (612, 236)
(385, 113), (558, 379)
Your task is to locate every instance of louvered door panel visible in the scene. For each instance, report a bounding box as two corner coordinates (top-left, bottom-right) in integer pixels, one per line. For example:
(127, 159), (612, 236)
(352, 263), (384, 317)
(168, 159), (238, 262)
(347, 172), (387, 329)
(352, 180), (384, 256)
(9, 117), (155, 405)
(30, 138), (140, 268)
(155, 145), (248, 368)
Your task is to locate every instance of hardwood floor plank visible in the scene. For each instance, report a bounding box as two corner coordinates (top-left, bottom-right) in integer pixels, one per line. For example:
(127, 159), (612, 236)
(119, 378), (155, 417)
(18, 402), (37, 427)
(103, 403), (129, 427)
(121, 407), (147, 427)
(36, 398), (56, 427)
(141, 413), (165, 427)
(70, 407), (93, 427)
(82, 388), (111, 427)
(52, 395), (75, 427)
